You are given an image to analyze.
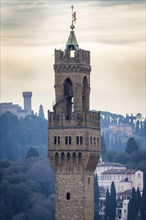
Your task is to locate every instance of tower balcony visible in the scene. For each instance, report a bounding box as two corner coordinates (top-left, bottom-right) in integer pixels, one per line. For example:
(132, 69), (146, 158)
(48, 111), (100, 129)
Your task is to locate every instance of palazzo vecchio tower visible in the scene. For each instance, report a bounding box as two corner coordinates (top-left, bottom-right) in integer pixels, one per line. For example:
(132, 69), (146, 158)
(48, 6), (100, 220)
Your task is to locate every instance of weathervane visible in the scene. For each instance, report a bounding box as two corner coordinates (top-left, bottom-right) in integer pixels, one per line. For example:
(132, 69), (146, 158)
(70, 5), (76, 30)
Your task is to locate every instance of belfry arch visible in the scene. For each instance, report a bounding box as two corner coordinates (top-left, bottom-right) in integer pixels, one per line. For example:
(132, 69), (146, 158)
(64, 78), (73, 119)
(82, 76), (89, 112)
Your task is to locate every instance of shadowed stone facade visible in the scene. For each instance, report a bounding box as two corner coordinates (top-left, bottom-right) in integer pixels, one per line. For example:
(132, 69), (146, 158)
(48, 10), (100, 220)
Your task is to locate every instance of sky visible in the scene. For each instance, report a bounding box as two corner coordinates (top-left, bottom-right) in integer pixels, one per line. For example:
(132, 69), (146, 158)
(1, 0), (145, 117)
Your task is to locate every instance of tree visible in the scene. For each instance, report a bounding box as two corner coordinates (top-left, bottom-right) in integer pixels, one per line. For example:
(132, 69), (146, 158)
(140, 185), (146, 220)
(135, 120), (140, 135)
(109, 182), (116, 220)
(128, 187), (138, 220)
(101, 136), (107, 162)
(26, 147), (39, 159)
(106, 150), (117, 162)
(125, 137), (139, 154)
(94, 174), (99, 220)
(104, 188), (110, 220)
(38, 105), (45, 119)
(136, 187), (141, 216)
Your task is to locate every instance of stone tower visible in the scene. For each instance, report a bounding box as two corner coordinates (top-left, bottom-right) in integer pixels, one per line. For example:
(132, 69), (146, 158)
(48, 6), (100, 220)
(22, 91), (32, 113)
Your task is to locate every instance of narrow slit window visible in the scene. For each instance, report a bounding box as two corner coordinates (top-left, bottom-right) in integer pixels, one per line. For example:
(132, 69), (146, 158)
(54, 136), (57, 145)
(94, 137), (96, 145)
(66, 192), (70, 200)
(69, 136), (72, 145)
(90, 137), (92, 145)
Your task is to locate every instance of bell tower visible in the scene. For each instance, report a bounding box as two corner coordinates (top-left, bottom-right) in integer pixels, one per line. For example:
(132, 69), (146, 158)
(48, 6), (100, 220)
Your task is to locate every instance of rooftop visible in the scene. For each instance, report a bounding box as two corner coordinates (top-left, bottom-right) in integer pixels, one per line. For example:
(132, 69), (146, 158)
(117, 190), (132, 196)
(98, 162), (126, 167)
(66, 31), (79, 51)
(102, 169), (138, 175)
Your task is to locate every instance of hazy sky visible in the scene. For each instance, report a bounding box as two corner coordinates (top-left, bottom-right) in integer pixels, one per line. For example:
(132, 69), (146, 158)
(1, 0), (145, 117)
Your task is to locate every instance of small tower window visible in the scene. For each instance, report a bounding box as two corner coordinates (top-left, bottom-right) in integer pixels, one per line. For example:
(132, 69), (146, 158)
(76, 136), (83, 145)
(90, 137), (92, 145)
(94, 137), (96, 145)
(88, 177), (90, 184)
(70, 50), (75, 57)
(65, 136), (72, 145)
(54, 136), (60, 145)
(66, 192), (71, 200)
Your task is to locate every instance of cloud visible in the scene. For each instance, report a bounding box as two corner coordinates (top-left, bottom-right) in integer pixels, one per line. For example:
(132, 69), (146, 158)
(1, 1), (145, 46)
(1, 0), (145, 116)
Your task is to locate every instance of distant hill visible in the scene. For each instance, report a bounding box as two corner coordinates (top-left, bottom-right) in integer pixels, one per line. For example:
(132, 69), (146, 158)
(0, 111), (145, 160)
(101, 111), (146, 152)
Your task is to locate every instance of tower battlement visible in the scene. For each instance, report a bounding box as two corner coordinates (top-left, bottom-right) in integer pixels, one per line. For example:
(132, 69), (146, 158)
(48, 111), (100, 128)
(54, 49), (90, 67)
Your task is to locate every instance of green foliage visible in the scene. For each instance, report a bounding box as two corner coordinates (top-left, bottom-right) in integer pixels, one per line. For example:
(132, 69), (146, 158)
(140, 185), (146, 220)
(26, 147), (39, 159)
(128, 187), (140, 220)
(38, 105), (45, 119)
(104, 182), (116, 220)
(0, 158), (55, 220)
(94, 174), (99, 220)
(106, 150), (117, 162)
(125, 137), (139, 154)
(109, 182), (116, 220)
(12, 212), (31, 220)
(0, 160), (11, 168)
(101, 136), (107, 161)
(104, 188), (110, 220)
(0, 113), (48, 160)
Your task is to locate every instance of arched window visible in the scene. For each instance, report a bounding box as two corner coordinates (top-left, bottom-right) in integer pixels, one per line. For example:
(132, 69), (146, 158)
(67, 152), (71, 163)
(73, 152), (76, 165)
(55, 152), (59, 165)
(78, 152), (82, 164)
(64, 78), (73, 119)
(82, 76), (89, 112)
(61, 152), (65, 165)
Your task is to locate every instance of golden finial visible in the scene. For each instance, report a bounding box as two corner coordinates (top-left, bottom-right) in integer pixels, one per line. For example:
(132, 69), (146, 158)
(70, 5), (76, 30)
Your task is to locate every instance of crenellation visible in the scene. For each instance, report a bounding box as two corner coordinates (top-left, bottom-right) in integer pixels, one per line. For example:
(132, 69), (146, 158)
(48, 111), (100, 128)
(55, 49), (90, 67)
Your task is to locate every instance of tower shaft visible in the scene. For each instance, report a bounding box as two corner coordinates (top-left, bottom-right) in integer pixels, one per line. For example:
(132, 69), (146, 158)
(48, 8), (100, 220)
(22, 92), (32, 113)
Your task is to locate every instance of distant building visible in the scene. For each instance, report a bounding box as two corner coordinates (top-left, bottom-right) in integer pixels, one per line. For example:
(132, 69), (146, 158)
(116, 190), (132, 220)
(99, 169), (143, 194)
(99, 190), (132, 220)
(23, 92), (32, 113)
(95, 162), (143, 194)
(95, 162), (143, 220)
(0, 91), (33, 119)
